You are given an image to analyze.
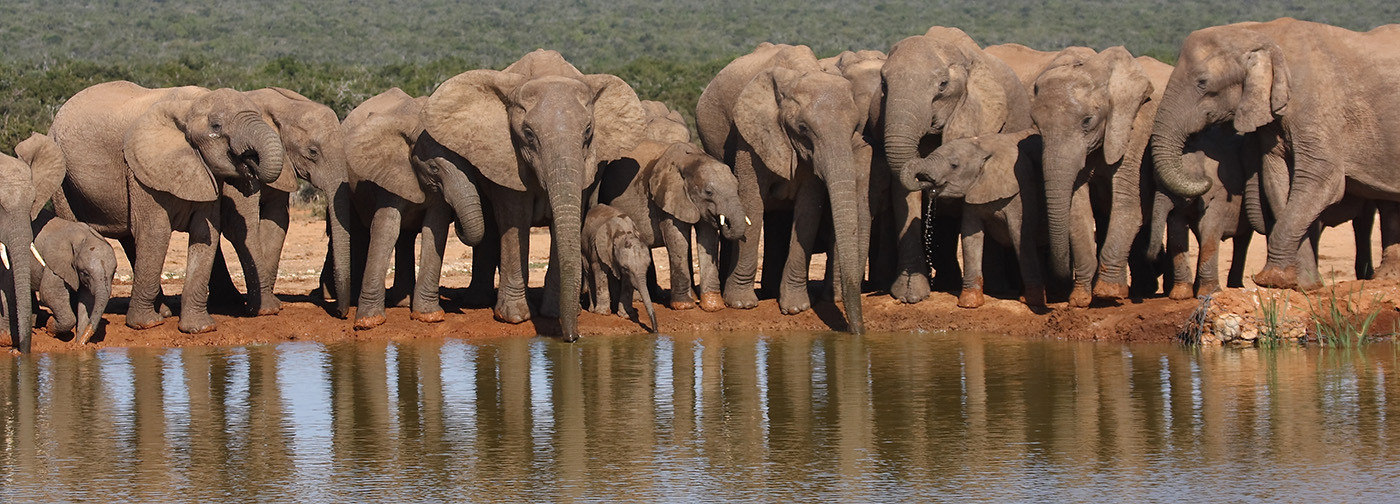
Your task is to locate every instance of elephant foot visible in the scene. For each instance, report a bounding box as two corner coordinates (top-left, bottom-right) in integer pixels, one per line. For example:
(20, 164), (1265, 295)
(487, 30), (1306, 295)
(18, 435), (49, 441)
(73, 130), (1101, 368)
(1195, 282), (1221, 299)
(178, 314), (217, 334)
(1374, 262), (1400, 280)
(493, 298), (532, 324)
(779, 289), (811, 315)
(354, 314), (386, 330)
(125, 309), (165, 330)
(1254, 265), (1299, 290)
(410, 310), (445, 323)
(724, 284), (758, 309)
(589, 305), (612, 316)
(250, 296), (282, 317)
(1168, 283), (1195, 300)
(1093, 281), (1130, 300)
(1068, 286), (1092, 308)
(669, 300), (696, 311)
(699, 292), (725, 312)
(957, 288), (985, 309)
(1022, 287), (1046, 308)
(890, 272), (930, 304)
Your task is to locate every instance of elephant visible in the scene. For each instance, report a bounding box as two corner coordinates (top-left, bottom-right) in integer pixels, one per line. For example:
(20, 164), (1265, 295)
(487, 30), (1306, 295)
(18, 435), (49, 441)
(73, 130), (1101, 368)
(594, 140), (748, 312)
(342, 89), (486, 329)
(881, 27), (1033, 304)
(639, 100), (692, 144)
(1151, 18), (1400, 290)
(901, 129), (1047, 308)
(984, 43), (1081, 91)
(695, 42), (870, 333)
(582, 204), (658, 332)
(48, 82), (284, 333)
(29, 211), (118, 345)
(0, 133), (64, 351)
(1030, 47), (1171, 306)
(421, 49), (647, 342)
(207, 87), (354, 319)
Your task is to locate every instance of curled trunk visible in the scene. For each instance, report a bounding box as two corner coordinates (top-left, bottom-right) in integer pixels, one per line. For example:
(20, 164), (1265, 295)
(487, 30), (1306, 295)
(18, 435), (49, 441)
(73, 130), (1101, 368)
(441, 167), (487, 246)
(1150, 92), (1212, 198)
(231, 111), (286, 185)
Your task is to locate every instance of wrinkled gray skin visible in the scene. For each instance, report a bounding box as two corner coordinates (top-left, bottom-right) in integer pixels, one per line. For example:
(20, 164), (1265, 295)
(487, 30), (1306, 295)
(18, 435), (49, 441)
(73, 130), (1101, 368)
(820, 50), (893, 291)
(1031, 47), (1165, 306)
(696, 43), (870, 333)
(1152, 19), (1400, 290)
(0, 147), (43, 352)
(901, 130), (1046, 308)
(30, 211), (117, 345)
(49, 82), (284, 334)
(583, 205), (658, 332)
(422, 50), (647, 342)
(209, 88), (354, 319)
(343, 89), (486, 329)
(596, 140), (748, 312)
(882, 27), (1032, 304)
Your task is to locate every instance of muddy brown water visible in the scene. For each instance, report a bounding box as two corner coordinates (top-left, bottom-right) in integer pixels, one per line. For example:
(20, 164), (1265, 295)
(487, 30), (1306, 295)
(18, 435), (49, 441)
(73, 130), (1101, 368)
(2, 332), (1397, 502)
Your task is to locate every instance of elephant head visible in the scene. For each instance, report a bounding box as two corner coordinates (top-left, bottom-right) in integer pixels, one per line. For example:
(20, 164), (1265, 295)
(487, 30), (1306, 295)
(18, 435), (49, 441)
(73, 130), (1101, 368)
(882, 27), (1020, 173)
(823, 50), (888, 140)
(1153, 26), (1289, 198)
(125, 88), (285, 202)
(410, 132), (487, 247)
(901, 130), (1034, 205)
(644, 141), (748, 240)
(733, 63), (869, 333)
(1030, 47), (1154, 278)
(0, 153), (37, 352)
(425, 50), (646, 341)
(639, 100), (692, 144)
(245, 87), (353, 316)
(609, 218), (658, 333)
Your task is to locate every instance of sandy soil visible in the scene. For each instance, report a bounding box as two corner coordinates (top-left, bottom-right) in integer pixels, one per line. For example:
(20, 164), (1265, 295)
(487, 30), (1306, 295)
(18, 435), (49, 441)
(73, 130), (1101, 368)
(5, 208), (1393, 353)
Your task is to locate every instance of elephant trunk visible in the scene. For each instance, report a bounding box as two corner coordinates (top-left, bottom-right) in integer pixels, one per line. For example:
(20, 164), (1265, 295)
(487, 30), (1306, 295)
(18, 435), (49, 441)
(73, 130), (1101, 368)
(441, 167), (487, 246)
(80, 271), (113, 345)
(545, 160), (584, 342)
(230, 111), (286, 185)
(3, 229), (34, 353)
(1243, 159), (1270, 235)
(1150, 90), (1211, 198)
(819, 147), (865, 334)
(629, 266), (657, 333)
(898, 152), (941, 192)
(326, 180), (353, 318)
(883, 103), (928, 179)
(1042, 138), (1086, 280)
(1146, 191), (1173, 264)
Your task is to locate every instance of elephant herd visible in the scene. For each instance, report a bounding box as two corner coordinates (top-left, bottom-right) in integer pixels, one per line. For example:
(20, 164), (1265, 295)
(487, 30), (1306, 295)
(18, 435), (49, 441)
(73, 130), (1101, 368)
(3, 17), (1400, 352)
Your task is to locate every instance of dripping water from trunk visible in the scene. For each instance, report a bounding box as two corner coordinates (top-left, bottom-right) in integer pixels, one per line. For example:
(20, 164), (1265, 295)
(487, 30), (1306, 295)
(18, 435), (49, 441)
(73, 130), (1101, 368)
(923, 192), (937, 277)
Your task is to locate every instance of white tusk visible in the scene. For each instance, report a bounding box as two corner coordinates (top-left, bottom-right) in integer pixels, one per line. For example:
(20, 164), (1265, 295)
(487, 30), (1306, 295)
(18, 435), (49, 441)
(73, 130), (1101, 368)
(30, 244), (46, 269)
(719, 214), (727, 227)
(745, 216), (752, 226)
(0, 243), (8, 270)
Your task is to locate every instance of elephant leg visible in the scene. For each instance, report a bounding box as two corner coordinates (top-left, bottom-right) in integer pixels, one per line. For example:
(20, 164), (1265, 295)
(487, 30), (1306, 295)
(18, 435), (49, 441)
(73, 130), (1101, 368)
(410, 204), (448, 323)
(958, 213), (986, 309)
(1166, 208), (1194, 300)
(589, 263), (611, 315)
(661, 220), (696, 310)
(1194, 205), (1227, 298)
(1092, 162), (1142, 300)
(492, 192), (533, 324)
(890, 185), (931, 303)
(723, 150), (762, 309)
(254, 189), (291, 315)
(217, 185), (268, 316)
(1375, 201), (1400, 279)
(178, 205), (221, 334)
(1256, 181), (1340, 291)
(1353, 203), (1375, 281)
(354, 201), (403, 330)
(1068, 183), (1097, 307)
(693, 224), (725, 312)
(127, 189), (174, 330)
(38, 271), (76, 335)
(761, 210), (792, 300)
(461, 205), (499, 304)
(1227, 230), (1252, 289)
(387, 232), (416, 308)
(1006, 207), (1044, 307)
(118, 236), (172, 318)
(779, 184), (821, 315)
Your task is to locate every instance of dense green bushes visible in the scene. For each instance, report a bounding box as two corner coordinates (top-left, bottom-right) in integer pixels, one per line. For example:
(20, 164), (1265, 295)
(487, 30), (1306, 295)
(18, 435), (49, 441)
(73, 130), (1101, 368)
(3, 0), (1397, 149)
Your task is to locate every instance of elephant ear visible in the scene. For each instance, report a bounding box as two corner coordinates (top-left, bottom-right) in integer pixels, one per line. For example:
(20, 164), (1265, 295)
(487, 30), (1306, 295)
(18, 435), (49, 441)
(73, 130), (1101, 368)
(1235, 43), (1290, 133)
(944, 59), (1010, 141)
(15, 133), (66, 217)
(734, 67), (797, 179)
(579, 73), (648, 164)
(0, 156), (31, 215)
(425, 69), (529, 191)
(346, 107), (427, 204)
(1099, 47), (1154, 165)
(124, 99), (219, 202)
(964, 134), (1024, 205)
(648, 143), (702, 224)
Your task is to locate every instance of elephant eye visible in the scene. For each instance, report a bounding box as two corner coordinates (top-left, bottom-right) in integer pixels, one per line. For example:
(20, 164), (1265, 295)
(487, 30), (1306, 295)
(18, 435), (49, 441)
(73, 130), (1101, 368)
(522, 127), (537, 147)
(1196, 78), (1208, 91)
(938, 80), (949, 92)
(583, 124), (594, 147)
(1081, 116), (1094, 130)
(308, 146), (321, 159)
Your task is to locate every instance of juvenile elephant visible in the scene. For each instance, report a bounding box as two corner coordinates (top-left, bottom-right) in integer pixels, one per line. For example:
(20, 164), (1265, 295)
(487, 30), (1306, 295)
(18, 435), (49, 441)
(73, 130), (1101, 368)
(901, 130), (1046, 308)
(1031, 47), (1169, 306)
(595, 140), (748, 312)
(30, 211), (118, 345)
(343, 89), (486, 329)
(696, 43), (870, 333)
(582, 204), (658, 332)
(881, 27), (1033, 304)
(49, 82), (284, 333)
(1151, 18), (1400, 290)
(422, 50), (646, 342)
(209, 87), (354, 318)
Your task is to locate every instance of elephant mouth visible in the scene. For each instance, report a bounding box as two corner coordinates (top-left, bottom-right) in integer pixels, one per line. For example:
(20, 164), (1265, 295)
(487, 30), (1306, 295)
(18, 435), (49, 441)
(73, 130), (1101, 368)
(716, 213), (749, 240)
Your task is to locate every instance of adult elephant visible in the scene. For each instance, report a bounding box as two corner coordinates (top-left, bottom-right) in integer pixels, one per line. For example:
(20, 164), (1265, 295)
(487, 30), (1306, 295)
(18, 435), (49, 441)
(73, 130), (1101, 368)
(0, 136), (54, 352)
(49, 82), (284, 333)
(1030, 47), (1168, 306)
(1152, 18), (1400, 290)
(209, 87), (353, 318)
(882, 27), (1033, 304)
(821, 50), (893, 290)
(423, 50), (646, 342)
(696, 43), (870, 333)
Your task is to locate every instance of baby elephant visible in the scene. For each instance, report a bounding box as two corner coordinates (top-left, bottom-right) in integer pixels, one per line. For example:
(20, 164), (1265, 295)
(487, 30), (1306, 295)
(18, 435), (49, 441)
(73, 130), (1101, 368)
(30, 211), (118, 344)
(901, 129), (1046, 308)
(583, 205), (658, 332)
